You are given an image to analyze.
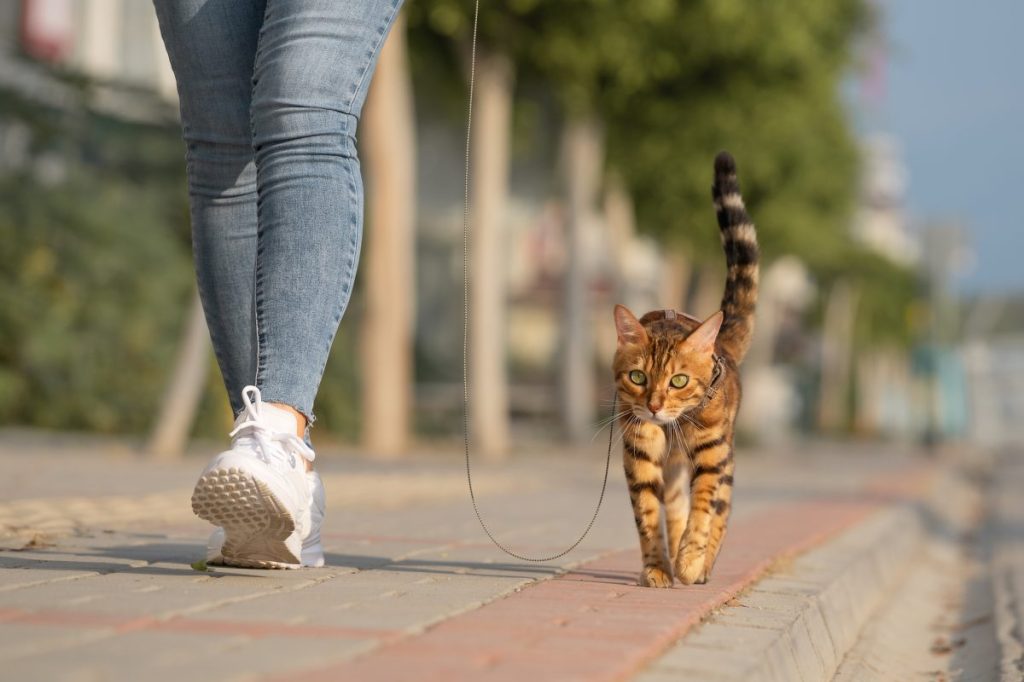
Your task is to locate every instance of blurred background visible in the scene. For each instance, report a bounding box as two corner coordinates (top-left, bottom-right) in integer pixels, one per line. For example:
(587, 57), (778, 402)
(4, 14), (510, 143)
(0, 0), (1021, 460)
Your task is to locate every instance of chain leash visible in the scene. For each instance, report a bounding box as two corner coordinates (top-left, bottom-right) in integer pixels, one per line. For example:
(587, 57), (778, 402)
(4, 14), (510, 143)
(461, 0), (614, 562)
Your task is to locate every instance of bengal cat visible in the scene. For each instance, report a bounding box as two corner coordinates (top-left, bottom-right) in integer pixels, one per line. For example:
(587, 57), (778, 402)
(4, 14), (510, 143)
(613, 151), (759, 587)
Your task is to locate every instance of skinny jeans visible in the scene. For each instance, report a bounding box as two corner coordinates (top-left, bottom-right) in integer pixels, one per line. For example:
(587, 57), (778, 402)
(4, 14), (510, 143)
(153, 0), (402, 424)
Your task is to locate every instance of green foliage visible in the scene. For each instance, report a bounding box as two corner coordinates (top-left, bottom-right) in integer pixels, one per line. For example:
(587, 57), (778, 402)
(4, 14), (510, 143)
(411, 0), (915, 352)
(0, 167), (193, 431)
(0, 82), (194, 433)
(0, 69), (368, 440)
(600, 0), (868, 257)
(825, 250), (919, 348)
(412, 0), (872, 265)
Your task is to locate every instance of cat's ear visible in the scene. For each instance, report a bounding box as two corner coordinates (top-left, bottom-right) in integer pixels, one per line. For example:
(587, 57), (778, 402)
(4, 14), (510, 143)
(614, 304), (648, 347)
(683, 310), (724, 353)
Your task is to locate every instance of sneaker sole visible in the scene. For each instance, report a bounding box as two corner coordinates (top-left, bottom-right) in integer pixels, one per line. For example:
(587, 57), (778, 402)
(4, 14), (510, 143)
(191, 466), (301, 569)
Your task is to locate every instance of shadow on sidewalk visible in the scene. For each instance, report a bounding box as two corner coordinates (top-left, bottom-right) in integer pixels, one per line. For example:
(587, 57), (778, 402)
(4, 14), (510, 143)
(0, 552), (201, 577)
(358, 554), (563, 578)
(1, 539), (567, 580)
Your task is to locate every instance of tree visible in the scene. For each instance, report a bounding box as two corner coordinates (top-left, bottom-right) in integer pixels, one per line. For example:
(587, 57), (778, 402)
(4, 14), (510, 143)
(409, 0), (907, 443)
(560, 116), (602, 443)
(467, 48), (515, 458)
(409, 1), (524, 458)
(146, 290), (210, 458)
(361, 12), (417, 457)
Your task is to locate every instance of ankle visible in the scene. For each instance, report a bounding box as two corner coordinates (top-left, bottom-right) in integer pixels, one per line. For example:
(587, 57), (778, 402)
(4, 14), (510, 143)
(267, 402), (307, 438)
(266, 402), (314, 472)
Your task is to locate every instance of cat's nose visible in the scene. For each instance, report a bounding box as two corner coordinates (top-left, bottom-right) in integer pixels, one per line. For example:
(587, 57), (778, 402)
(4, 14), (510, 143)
(648, 401), (662, 414)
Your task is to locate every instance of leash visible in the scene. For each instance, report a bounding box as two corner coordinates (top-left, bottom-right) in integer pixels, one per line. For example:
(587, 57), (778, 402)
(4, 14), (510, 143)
(461, 0), (614, 562)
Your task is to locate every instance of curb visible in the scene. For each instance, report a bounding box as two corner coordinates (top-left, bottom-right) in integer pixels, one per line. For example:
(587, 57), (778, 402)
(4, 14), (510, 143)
(990, 453), (1024, 681)
(639, 465), (957, 682)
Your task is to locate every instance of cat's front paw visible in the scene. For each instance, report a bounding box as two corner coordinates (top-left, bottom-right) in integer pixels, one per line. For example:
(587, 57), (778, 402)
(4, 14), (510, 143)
(639, 565), (673, 588)
(674, 552), (707, 585)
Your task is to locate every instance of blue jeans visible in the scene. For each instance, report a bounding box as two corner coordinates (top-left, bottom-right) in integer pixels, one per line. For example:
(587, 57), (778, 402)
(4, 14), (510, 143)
(153, 0), (402, 426)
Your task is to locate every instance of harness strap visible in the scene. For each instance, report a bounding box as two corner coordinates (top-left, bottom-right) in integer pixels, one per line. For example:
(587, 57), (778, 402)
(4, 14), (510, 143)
(690, 354), (725, 414)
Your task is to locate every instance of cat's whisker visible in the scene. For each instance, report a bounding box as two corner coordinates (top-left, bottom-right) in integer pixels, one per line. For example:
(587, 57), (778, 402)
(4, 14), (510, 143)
(671, 420), (690, 459)
(615, 416), (641, 456)
(590, 411), (632, 444)
(590, 411), (633, 440)
(679, 412), (706, 432)
(594, 408), (631, 428)
(608, 428), (628, 456)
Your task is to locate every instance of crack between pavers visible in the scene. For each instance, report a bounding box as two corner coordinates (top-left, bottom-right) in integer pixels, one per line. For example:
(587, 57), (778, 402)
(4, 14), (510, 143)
(0, 570), (103, 594)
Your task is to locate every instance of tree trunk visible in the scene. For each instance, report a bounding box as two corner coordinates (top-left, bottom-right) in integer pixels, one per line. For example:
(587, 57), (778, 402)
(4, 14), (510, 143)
(603, 171), (634, 300)
(561, 116), (603, 445)
(818, 280), (859, 432)
(147, 289), (209, 459)
(469, 49), (514, 460)
(689, 266), (723, 320)
(360, 12), (416, 457)
(660, 252), (691, 311)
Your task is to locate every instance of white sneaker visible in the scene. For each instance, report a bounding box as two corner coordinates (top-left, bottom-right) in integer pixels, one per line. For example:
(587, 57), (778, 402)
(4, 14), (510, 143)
(206, 470), (326, 568)
(191, 386), (314, 569)
(302, 470), (326, 567)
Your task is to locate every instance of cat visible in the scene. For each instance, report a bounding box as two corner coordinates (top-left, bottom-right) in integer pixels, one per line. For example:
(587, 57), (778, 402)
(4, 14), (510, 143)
(612, 151), (759, 587)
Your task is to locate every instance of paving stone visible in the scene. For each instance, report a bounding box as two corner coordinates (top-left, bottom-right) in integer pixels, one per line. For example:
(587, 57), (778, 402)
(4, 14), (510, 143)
(0, 567), (326, 619)
(798, 596), (840, 673)
(0, 566), (99, 592)
(737, 589), (810, 615)
(650, 643), (757, 679)
(711, 604), (796, 630)
(0, 622), (110, 661)
(4, 629), (376, 682)
(682, 621), (782, 651)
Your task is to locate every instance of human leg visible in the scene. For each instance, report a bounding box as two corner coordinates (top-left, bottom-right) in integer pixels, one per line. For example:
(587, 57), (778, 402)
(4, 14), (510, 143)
(154, 1), (313, 566)
(155, 0), (402, 568)
(152, 0), (265, 417)
(247, 0), (403, 425)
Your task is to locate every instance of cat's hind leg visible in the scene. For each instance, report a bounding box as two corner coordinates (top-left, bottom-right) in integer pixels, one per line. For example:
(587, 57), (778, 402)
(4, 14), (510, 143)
(701, 453), (734, 581)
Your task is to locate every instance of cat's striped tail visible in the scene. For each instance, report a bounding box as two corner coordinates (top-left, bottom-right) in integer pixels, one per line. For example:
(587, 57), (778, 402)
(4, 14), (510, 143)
(712, 151), (759, 363)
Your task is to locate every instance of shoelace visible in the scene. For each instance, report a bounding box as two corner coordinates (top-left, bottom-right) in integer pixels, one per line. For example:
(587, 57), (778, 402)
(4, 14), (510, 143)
(229, 386), (315, 471)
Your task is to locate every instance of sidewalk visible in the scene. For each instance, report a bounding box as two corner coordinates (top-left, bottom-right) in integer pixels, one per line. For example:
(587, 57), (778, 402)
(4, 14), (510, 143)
(0, 432), (958, 680)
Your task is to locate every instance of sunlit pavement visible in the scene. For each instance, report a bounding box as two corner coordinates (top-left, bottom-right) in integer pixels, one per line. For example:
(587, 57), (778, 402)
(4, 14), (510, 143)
(0, 432), (1014, 681)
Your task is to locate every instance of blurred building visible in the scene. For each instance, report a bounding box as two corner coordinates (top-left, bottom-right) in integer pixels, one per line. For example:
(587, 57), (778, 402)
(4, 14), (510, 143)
(0, 1), (176, 180)
(964, 335), (1024, 448)
(852, 134), (919, 266)
(16, 0), (175, 99)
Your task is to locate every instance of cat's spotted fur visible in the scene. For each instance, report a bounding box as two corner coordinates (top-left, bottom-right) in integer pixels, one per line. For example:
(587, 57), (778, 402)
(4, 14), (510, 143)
(613, 151), (759, 587)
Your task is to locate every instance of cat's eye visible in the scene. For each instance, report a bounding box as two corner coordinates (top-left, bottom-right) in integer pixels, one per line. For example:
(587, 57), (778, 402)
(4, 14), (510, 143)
(628, 370), (647, 385)
(669, 373), (689, 389)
